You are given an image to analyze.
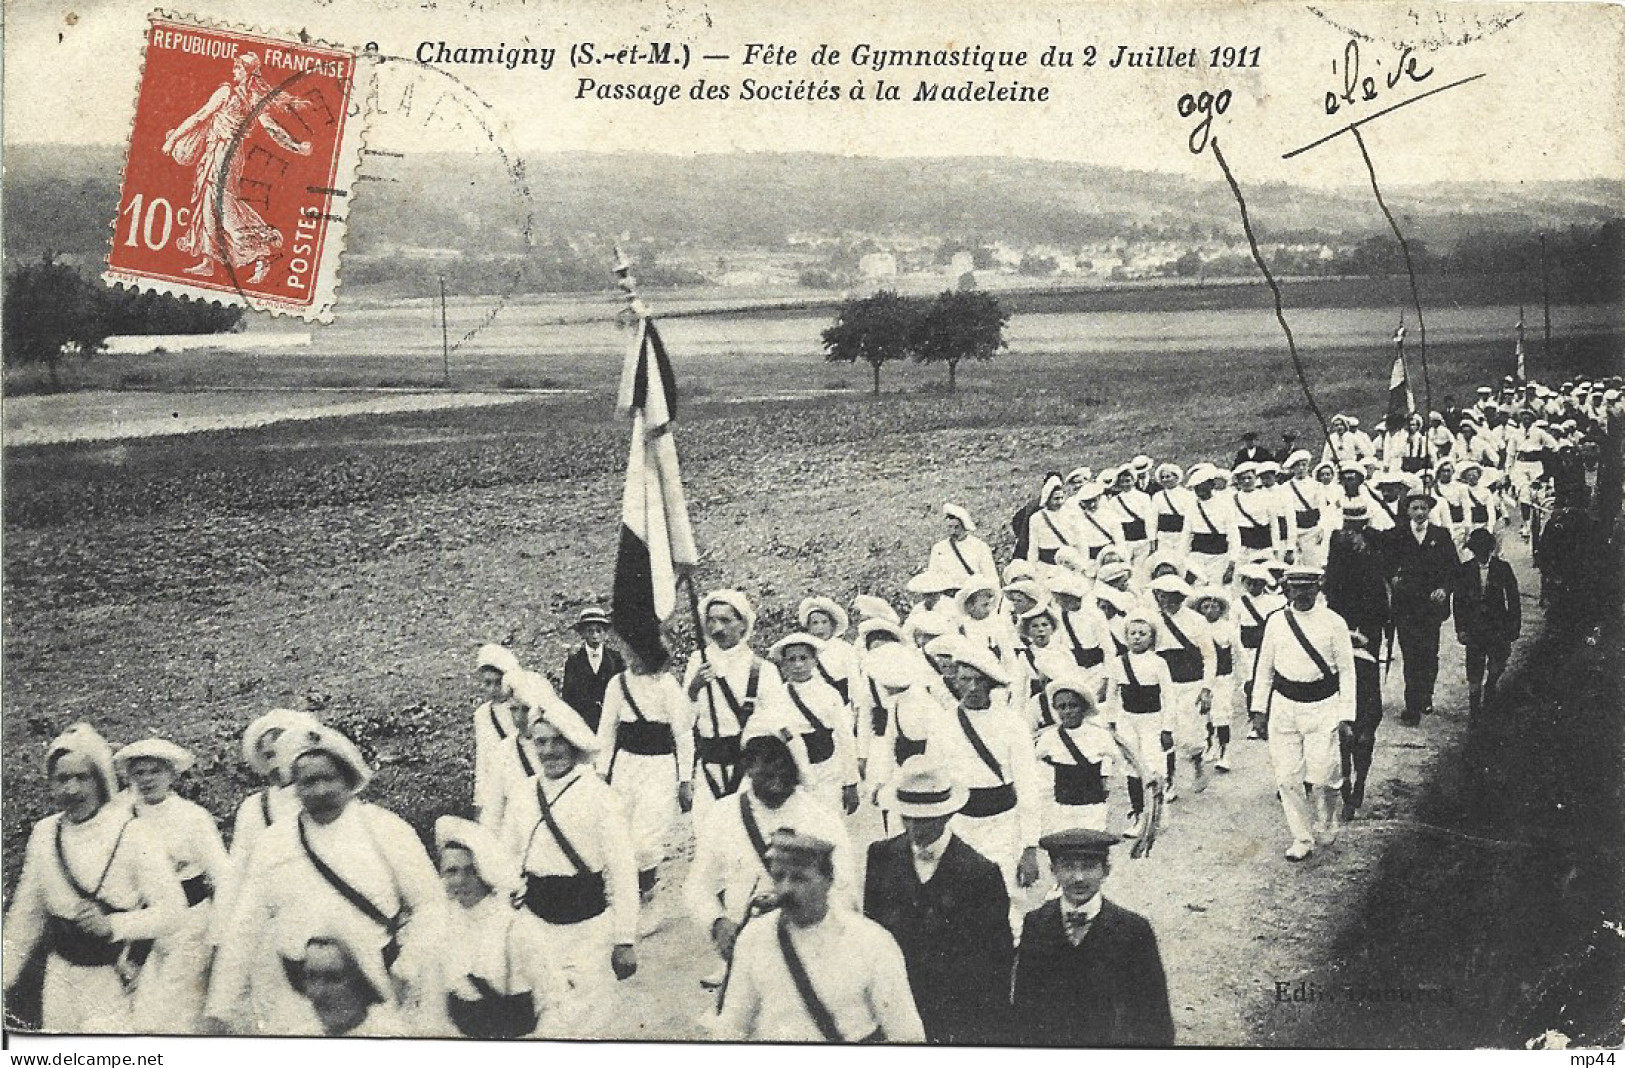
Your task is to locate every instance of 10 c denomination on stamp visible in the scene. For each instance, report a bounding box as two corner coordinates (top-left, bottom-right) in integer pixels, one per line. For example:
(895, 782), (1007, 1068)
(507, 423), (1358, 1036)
(103, 12), (369, 321)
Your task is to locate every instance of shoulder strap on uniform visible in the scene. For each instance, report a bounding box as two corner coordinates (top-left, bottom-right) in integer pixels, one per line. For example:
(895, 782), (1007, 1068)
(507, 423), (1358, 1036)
(297, 813), (401, 932)
(957, 708), (1005, 781)
(948, 539), (975, 575)
(738, 792), (770, 867)
(1194, 498), (1219, 533)
(55, 815), (134, 904)
(1234, 495), (1264, 528)
(531, 777), (591, 875)
(1056, 725), (1091, 767)
(1161, 611), (1198, 653)
(1283, 610), (1335, 682)
(618, 675), (649, 722)
(1038, 510), (1071, 546)
(490, 704), (509, 741)
(786, 684), (828, 732)
(776, 914), (847, 1042)
(1120, 652), (1143, 687)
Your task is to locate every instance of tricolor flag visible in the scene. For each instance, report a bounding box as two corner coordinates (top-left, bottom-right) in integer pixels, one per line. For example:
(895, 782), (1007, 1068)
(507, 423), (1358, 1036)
(611, 314), (698, 667)
(1388, 324), (1415, 422)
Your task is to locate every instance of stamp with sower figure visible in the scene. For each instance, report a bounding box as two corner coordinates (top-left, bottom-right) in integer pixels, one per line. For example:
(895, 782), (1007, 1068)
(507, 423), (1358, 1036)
(103, 12), (369, 321)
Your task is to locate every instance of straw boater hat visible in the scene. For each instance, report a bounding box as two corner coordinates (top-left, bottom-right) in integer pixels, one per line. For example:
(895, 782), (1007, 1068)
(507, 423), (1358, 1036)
(46, 723), (118, 803)
(880, 758), (968, 819)
(286, 725), (373, 793)
(769, 632), (823, 659)
(476, 643), (522, 676)
(851, 594), (900, 625)
(1131, 454), (1154, 474)
(943, 503), (976, 532)
(242, 708), (322, 778)
(700, 589), (757, 641)
(113, 738), (197, 776)
(574, 605), (611, 629)
(797, 596), (850, 638)
(434, 814), (520, 895)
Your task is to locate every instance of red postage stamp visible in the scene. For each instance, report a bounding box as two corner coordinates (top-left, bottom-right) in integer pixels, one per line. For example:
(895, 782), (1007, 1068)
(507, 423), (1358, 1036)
(103, 12), (368, 321)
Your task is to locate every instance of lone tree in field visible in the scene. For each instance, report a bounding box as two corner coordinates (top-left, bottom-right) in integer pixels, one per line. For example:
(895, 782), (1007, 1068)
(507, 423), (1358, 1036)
(2, 253), (107, 391)
(911, 288), (1009, 392)
(822, 289), (921, 396)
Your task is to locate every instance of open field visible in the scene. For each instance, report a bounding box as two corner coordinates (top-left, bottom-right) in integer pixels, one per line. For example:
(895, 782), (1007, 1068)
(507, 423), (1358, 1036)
(3, 324), (1622, 1042)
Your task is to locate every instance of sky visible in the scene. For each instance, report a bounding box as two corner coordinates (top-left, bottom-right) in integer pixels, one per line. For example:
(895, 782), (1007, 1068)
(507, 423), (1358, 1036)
(4, 0), (1623, 191)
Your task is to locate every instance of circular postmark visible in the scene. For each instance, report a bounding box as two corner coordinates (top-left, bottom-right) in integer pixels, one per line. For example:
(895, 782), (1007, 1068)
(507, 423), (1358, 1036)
(1304, 4), (1524, 53)
(216, 44), (536, 351)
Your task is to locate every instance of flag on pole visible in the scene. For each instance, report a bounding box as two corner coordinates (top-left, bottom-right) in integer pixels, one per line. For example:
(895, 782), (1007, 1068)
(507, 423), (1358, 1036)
(1388, 324), (1415, 422)
(611, 313), (699, 667)
(1515, 307), (1526, 381)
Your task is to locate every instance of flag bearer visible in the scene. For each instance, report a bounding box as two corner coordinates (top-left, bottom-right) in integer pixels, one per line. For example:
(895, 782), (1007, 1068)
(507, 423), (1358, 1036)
(685, 589), (791, 809)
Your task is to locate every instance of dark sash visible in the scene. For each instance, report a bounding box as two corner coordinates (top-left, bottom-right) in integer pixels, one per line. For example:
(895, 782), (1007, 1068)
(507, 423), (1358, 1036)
(1049, 730), (1107, 805)
(738, 792), (771, 868)
(814, 657), (850, 703)
(714, 662), (763, 731)
(962, 783), (1017, 817)
(1216, 644), (1235, 676)
(260, 789), (273, 829)
(297, 814), (405, 966)
(1448, 502), (1465, 523)
(1470, 494), (1490, 525)
(1158, 613), (1205, 684)
(523, 777), (607, 925)
(1114, 495), (1148, 542)
(787, 685), (837, 765)
(1290, 482), (1321, 529)
(1155, 489), (1185, 533)
(1080, 510), (1116, 547)
(957, 708), (1004, 782)
(1283, 611), (1335, 682)
(777, 915), (869, 1043)
(445, 916), (539, 1039)
(490, 705), (508, 742)
(868, 678), (889, 738)
(1240, 597), (1268, 650)
(1037, 510), (1071, 548)
(512, 736), (535, 779)
(948, 539), (976, 575)
(1119, 654), (1162, 715)
(1236, 496), (1272, 549)
(1060, 613), (1098, 669)
(49, 817), (153, 969)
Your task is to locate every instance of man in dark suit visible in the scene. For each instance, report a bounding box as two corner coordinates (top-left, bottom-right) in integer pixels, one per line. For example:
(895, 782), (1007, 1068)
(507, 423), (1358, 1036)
(1234, 430), (1273, 467)
(864, 760), (1012, 1045)
(1451, 527), (1521, 714)
(1012, 829), (1174, 1047)
(560, 605), (625, 731)
(1323, 508), (1392, 819)
(1381, 490), (1459, 725)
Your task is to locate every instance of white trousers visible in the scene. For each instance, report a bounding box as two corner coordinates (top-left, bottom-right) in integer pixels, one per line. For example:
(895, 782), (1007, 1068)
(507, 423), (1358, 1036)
(1118, 712), (1166, 785)
(606, 750), (681, 872)
(39, 957), (133, 1033)
(517, 911), (618, 1038)
(1167, 681), (1208, 756)
(1267, 698), (1343, 844)
(132, 901), (213, 1033)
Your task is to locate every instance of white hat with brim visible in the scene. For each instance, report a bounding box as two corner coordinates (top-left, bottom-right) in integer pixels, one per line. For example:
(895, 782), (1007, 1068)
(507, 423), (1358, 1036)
(1185, 463), (1221, 488)
(287, 726), (374, 793)
(1282, 565), (1325, 584)
(1066, 467), (1093, 484)
(906, 570), (963, 596)
(1096, 561), (1134, 587)
(114, 739), (197, 776)
(1132, 454), (1154, 472)
(1233, 461), (1260, 478)
(435, 814), (520, 895)
(1190, 586), (1232, 613)
(1284, 450), (1314, 469)
(512, 671), (599, 754)
(1148, 574), (1194, 598)
(1093, 586), (1138, 615)
(1122, 609), (1161, 640)
(863, 643), (922, 688)
(46, 723), (118, 805)
(1044, 672), (1101, 715)
(1236, 562), (1274, 583)
(903, 609), (957, 643)
(943, 504), (976, 532)
(1155, 462), (1184, 482)
(770, 632), (824, 659)
(1003, 561), (1037, 585)
(1074, 481), (1105, 503)
(954, 577), (1000, 615)
(282, 916), (393, 1007)
(880, 758), (969, 819)
(1041, 474), (1066, 501)
(476, 643), (522, 676)
(857, 618), (907, 648)
(922, 634), (965, 661)
(1045, 570), (1093, 600)
(949, 643), (1011, 688)
(700, 589), (757, 641)
(797, 596), (850, 638)
(243, 708), (322, 778)
(852, 595), (900, 625)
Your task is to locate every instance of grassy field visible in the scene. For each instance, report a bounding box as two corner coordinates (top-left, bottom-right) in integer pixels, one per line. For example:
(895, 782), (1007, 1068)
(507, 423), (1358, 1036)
(3, 325), (1621, 1041)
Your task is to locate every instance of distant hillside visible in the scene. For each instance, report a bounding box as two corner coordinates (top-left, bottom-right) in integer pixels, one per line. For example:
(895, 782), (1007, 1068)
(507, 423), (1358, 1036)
(6, 144), (1621, 270)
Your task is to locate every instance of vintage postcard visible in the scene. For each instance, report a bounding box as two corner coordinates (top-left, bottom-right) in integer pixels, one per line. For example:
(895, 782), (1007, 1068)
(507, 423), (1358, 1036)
(3, 0), (1622, 1054)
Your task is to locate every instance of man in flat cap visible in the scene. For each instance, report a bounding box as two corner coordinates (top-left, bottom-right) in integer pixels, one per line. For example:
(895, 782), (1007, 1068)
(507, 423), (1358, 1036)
(1012, 829), (1173, 1047)
(864, 759), (1013, 1044)
(561, 605), (625, 733)
(717, 829), (924, 1043)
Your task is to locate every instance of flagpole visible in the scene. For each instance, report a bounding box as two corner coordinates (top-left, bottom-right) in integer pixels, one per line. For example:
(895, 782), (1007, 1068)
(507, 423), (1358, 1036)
(612, 247), (725, 768)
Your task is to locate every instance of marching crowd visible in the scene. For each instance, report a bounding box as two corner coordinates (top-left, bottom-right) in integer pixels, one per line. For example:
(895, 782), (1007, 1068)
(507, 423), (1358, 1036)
(4, 373), (1620, 1044)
